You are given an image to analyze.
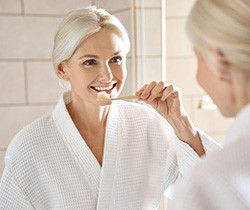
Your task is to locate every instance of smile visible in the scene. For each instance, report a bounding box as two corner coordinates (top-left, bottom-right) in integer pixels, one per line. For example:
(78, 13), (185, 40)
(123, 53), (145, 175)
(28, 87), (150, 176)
(91, 83), (117, 93)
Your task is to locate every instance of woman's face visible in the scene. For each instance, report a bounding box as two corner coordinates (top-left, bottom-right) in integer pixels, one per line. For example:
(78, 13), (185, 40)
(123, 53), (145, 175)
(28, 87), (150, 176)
(195, 48), (236, 117)
(62, 29), (127, 106)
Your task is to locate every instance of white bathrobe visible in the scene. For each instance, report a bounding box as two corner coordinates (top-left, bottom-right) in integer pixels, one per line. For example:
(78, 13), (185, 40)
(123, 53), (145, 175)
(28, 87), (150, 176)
(169, 104), (250, 210)
(0, 92), (220, 210)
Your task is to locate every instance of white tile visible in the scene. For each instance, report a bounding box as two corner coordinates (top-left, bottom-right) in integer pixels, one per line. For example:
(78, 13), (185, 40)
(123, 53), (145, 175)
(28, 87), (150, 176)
(135, 0), (161, 8)
(166, 58), (204, 95)
(23, 0), (92, 15)
(193, 97), (233, 133)
(113, 10), (131, 34)
(120, 58), (134, 96)
(166, 19), (193, 57)
(166, 0), (195, 17)
(136, 57), (162, 88)
(112, 10), (132, 58)
(96, 0), (130, 12)
(0, 16), (62, 59)
(0, 105), (54, 148)
(27, 61), (62, 103)
(0, 0), (22, 14)
(0, 61), (26, 104)
(0, 150), (6, 178)
(136, 8), (162, 56)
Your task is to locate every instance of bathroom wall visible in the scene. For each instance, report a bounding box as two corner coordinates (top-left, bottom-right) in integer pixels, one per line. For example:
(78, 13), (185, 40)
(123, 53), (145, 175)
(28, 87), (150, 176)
(0, 0), (162, 177)
(0, 1), (232, 202)
(165, 0), (233, 144)
(0, 0), (95, 176)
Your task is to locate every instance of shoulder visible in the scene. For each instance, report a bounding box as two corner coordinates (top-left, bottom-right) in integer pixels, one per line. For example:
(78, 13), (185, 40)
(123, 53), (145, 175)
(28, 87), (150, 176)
(115, 100), (160, 119)
(5, 112), (55, 166)
(113, 100), (174, 135)
(199, 138), (250, 175)
(172, 139), (250, 209)
(180, 138), (250, 194)
(11, 112), (54, 143)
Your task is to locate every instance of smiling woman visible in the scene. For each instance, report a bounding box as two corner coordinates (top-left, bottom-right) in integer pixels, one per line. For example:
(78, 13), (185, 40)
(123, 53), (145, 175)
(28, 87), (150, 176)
(0, 6), (220, 210)
(58, 28), (127, 107)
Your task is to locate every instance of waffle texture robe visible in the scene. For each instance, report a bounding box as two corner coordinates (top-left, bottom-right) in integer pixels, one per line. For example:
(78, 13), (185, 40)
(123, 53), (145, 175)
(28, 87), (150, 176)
(0, 92), (220, 210)
(169, 104), (250, 210)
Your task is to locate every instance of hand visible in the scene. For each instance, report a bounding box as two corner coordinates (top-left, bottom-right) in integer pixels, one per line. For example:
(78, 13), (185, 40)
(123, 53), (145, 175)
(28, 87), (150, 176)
(136, 81), (205, 156)
(136, 81), (184, 121)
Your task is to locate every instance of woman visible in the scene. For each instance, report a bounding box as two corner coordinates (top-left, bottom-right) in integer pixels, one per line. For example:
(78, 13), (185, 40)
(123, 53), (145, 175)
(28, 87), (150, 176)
(0, 6), (219, 209)
(169, 0), (250, 210)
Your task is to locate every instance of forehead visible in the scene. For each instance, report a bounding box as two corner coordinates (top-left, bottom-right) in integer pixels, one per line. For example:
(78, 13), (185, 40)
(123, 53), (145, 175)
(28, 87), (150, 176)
(74, 29), (124, 57)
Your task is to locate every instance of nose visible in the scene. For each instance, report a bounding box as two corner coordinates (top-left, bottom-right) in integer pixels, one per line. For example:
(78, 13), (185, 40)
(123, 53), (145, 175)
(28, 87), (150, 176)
(99, 63), (113, 82)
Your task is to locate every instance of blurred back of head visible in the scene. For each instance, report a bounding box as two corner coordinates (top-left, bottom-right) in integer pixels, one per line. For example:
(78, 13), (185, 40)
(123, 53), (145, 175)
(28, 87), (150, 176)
(186, 0), (250, 76)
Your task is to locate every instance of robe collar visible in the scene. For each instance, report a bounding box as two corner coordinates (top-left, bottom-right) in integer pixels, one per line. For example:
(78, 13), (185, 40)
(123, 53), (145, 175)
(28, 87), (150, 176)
(225, 103), (250, 145)
(52, 92), (121, 208)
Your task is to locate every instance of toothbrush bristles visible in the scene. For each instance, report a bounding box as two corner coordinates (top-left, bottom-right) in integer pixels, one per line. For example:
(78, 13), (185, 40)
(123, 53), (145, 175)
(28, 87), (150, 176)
(97, 91), (110, 101)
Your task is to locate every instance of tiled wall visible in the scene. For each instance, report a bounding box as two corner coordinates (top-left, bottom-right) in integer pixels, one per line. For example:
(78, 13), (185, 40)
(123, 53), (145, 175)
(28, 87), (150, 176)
(0, 1), (233, 206)
(0, 0), (135, 178)
(165, 0), (233, 146)
(0, 0), (95, 176)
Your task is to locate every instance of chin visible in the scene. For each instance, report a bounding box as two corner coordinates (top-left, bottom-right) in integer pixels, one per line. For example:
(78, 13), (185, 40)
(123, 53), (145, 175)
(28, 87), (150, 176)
(218, 106), (237, 118)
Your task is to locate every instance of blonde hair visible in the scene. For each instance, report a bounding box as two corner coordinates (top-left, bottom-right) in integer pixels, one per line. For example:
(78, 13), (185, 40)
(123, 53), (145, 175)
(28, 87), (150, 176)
(52, 6), (130, 71)
(186, 0), (250, 75)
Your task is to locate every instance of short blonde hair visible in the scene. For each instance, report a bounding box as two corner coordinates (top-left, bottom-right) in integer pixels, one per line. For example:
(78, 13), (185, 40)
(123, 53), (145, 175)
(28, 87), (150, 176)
(52, 6), (130, 71)
(186, 0), (250, 75)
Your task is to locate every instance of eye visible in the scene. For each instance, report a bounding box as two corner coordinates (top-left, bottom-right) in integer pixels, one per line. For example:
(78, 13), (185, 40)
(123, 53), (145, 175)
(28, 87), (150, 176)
(83, 59), (97, 66)
(110, 56), (123, 64)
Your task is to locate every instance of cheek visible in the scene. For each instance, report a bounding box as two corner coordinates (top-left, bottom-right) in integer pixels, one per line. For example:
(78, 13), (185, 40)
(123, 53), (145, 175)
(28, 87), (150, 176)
(195, 57), (212, 92)
(68, 71), (90, 89)
(114, 65), (127, 81)
(122, 68), (127, 81)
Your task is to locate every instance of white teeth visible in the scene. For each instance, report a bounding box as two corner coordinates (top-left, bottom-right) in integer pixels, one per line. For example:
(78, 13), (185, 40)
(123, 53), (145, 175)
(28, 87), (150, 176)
(94, 85), (113, 91)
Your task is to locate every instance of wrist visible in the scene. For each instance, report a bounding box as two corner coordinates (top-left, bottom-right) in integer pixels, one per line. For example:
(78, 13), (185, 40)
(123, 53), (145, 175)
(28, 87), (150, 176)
(168, 114), (205, 156)
(168, 114), (197, 142)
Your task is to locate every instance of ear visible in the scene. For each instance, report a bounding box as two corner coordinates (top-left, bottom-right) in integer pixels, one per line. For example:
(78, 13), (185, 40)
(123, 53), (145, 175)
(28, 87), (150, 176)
(213, 48), (232, 81)
(57, 62), (69, 81)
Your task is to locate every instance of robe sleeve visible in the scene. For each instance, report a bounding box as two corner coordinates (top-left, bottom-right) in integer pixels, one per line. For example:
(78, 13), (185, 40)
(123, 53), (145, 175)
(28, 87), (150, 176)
(173, 128), (222, 177)
(164, 129), (222, 199)
(0, 167), (34, 210)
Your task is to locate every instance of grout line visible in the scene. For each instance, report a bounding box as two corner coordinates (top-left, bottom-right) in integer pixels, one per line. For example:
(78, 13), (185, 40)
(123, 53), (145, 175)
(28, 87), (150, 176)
(20, 13), (64, 18)
(130, 0), (137, 93)
(0, 58), (52, 62)
(20, 0), (24, 15)
(166, 16), (188, 20)
(0, 102), (57, 107)
(109, 8), (131, 14)
(23, 60), (29, 104)
(166, 55), (195, 60)
(0, 13), (64, 18)
(0, 13), (22, 16)
(135, 7), (161, 10)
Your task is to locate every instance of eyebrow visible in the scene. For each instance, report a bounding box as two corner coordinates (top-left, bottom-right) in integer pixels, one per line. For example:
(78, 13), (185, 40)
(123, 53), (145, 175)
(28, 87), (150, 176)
(78, 51), (123, 60)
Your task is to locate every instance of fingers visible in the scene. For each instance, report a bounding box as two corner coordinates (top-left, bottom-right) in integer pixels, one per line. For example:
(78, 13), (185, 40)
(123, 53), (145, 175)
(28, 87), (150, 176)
(141, 81), (158, 100)
(161, 84), (174, 101)
(136, 84), (149, 97)
(136, 81), (179, 101)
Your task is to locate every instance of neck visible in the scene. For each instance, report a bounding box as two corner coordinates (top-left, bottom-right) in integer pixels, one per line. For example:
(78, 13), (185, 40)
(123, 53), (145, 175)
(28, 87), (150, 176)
(66, 100), (110, 133)
(232, 71), (250, 114)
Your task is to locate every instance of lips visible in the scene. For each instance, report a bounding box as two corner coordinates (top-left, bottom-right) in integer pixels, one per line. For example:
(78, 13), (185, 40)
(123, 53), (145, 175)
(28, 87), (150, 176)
(91, 83), (117, 94)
